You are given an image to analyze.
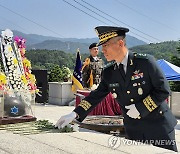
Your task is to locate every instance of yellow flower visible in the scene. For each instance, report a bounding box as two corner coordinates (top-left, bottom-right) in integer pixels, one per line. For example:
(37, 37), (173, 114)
(8, 46), (13, 52)
(13, 58), (18, 65)
(23, 58), (31, 68)
(21, 75), (28, 85)
(35, 89), (39, 93)
(28, 74), (36, 84)
(0, 72), (7, 85)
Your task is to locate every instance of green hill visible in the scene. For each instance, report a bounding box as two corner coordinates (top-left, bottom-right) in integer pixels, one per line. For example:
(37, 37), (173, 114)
(24, 41), (180, 70)
(130, 41), (179, 61)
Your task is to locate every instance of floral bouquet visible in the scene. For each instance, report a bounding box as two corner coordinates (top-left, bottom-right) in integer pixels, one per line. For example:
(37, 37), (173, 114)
(0, 29), (38, 117)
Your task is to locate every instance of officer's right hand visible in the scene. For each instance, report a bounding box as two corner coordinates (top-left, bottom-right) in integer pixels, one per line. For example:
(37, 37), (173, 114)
(55, 111), (77, 129)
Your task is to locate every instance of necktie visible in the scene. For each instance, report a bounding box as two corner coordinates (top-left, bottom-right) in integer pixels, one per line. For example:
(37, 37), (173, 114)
(119, 63), (125, 79)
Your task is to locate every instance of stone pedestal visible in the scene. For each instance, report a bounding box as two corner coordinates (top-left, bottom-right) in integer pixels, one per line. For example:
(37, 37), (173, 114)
(170, 91), (180, 118)
(48, 82), (75, 106)
(0, 116), (36, 125)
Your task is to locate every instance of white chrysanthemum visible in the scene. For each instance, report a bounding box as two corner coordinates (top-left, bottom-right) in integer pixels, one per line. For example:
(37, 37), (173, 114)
(1, 29), (13, 38)
(9, 65), (13, 70)
(13, 84), (16, 88)
(13, 76), (18, 80)
(13, 70), (17, 74)
(7, 62), (11, 65)
(13, 73), (17, 77)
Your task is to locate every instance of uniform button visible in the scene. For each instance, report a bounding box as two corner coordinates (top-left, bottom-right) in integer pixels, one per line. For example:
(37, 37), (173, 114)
(137, 116), (141, 119)
(112, 93), (117, 98)
(159, 111), (163, 114)
(130, 99), (134, 102)
(113, 88), (115, 91)
(138, 83), (141, 86)
(127, 91), (130, 94)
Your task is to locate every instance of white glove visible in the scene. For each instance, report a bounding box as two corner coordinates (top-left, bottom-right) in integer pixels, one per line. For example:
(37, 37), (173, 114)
(91, 84), (98, 90)
(55, 111), (77, 129)
(125, 104), (140, 119)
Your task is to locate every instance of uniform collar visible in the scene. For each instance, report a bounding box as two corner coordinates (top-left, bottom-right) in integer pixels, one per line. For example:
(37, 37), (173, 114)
(116, 50), (129, 66)
(93, 56), (98, 61)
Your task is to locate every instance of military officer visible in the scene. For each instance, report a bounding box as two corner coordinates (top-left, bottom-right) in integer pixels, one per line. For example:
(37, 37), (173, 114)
(56, 26), (178, 152)
(81, 43), (104, 88)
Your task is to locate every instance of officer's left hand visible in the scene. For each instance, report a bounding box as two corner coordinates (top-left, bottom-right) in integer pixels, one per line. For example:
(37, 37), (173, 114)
(125, 104), (140, 119)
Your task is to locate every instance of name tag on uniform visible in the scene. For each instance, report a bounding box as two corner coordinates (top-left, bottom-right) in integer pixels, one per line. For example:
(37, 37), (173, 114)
(109, 83), (119, 87)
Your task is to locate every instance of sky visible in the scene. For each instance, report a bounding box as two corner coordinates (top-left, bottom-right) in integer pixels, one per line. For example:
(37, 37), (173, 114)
(0, 0), (179, 43)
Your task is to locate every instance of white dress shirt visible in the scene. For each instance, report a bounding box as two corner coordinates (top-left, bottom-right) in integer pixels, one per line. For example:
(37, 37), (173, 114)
(116, 50), (129, 74)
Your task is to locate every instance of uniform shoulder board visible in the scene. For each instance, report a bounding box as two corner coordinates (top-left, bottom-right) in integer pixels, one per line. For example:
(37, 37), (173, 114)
(134, 53), (148, 59)
(103, 61), (115, 69)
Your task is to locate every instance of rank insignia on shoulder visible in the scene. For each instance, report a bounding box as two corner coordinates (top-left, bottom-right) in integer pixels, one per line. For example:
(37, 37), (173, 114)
(134, 53), (148, 59)
(104, 61), (116, 69)
(130, 59), (133, 65)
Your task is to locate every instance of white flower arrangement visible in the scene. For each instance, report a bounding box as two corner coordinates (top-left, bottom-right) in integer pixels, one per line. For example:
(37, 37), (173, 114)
(62, 66), (72, 82)
(1, 29), (13, 45)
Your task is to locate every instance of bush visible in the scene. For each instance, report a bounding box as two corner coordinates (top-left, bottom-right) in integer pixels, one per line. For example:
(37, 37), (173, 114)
(48, 65), (62, 82)
(48, 65), (72, 82)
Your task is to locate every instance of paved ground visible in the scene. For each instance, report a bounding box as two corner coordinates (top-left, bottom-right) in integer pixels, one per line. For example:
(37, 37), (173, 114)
(0, 104), (179, 154)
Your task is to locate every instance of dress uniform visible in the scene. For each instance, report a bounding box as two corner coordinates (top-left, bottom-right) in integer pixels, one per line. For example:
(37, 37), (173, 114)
(82, 43), (104, 88)
(74, 26), (178, 152)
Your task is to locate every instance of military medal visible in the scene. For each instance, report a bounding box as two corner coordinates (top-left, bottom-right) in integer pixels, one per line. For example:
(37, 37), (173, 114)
(138, 87), (143, 95)
(142, 81), (146, 84)
(133, 83), (137, 87)
(112, 93), (117, 98)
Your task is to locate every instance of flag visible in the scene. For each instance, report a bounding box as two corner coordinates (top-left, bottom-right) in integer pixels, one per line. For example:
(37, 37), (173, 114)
(72, 49), (83, 92)
(87, 70), (93, 88)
